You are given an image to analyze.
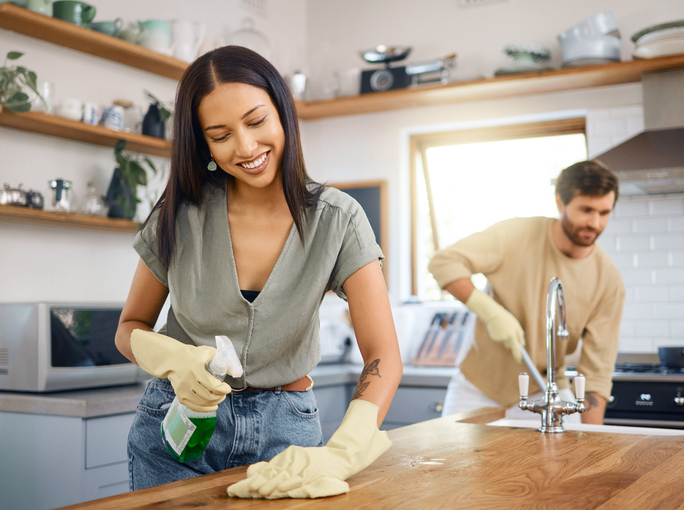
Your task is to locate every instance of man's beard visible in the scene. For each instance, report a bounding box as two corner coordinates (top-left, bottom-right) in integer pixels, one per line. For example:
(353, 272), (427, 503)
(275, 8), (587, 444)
(561, 215), (601, 247)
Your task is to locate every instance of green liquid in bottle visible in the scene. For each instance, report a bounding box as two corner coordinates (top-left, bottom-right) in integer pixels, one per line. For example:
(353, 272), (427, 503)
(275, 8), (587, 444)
(161, 414), (217, 463)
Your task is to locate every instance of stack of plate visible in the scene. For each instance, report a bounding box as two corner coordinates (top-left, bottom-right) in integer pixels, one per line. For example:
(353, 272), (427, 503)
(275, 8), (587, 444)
(632, 20), (684, 59)
(557, 11), (621, 68)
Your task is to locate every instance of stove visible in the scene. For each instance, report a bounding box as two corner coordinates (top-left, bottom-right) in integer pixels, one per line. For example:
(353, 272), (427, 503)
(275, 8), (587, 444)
(605, 361), (684, 429)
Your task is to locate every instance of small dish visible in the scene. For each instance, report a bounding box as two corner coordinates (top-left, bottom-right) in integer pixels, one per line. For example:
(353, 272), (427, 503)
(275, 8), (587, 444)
(360, 45), (412, 65)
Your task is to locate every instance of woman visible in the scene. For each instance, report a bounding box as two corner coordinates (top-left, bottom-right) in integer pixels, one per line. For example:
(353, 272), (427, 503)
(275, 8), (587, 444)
(115, 45), (402, 499)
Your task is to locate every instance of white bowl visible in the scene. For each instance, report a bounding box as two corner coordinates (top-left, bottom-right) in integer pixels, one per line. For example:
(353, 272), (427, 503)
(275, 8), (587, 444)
(558, 11), (620, 43)
(560, 35), (621, 66)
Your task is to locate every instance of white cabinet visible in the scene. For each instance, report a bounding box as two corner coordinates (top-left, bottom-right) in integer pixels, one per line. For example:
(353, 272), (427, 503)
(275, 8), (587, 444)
(0, 411), (134, 510)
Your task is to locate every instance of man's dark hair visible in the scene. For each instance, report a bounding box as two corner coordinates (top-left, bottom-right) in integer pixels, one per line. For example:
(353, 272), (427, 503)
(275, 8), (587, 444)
(555, 160), (619, 206)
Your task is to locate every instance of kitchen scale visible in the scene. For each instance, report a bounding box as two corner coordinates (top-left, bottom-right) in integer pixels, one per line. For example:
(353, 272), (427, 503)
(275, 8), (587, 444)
(359, 46), (457, 93)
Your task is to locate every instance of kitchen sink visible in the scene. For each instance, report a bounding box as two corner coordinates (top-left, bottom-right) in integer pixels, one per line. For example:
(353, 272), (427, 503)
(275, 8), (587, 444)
(488, 418), (684, 435)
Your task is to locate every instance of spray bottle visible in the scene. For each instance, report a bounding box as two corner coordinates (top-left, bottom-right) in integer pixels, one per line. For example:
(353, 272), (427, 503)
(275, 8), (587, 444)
(161, 335), (243, 463)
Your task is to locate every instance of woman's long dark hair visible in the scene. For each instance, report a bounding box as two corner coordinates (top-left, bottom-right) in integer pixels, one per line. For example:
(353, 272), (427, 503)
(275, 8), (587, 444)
(145, 45), (322, 269)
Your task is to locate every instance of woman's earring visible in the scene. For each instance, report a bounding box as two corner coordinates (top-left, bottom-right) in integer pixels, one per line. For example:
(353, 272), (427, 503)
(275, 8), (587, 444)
(207, 158), (217, 171)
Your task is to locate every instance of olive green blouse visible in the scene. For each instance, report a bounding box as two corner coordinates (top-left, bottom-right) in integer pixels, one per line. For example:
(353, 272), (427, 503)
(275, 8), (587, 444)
(134, 185), (383, 389)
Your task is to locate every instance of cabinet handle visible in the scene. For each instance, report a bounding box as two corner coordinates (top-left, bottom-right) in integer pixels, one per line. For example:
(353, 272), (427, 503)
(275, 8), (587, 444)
(431, 402), (444, 413)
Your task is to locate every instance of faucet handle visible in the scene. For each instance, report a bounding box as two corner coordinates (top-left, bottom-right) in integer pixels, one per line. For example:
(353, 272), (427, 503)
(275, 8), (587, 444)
(519, 372), (529, 398)
(574, 374), (585, 400)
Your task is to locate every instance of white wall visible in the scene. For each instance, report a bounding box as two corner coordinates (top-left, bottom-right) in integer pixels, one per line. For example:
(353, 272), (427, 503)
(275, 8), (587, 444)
(0, 0), (306, 303)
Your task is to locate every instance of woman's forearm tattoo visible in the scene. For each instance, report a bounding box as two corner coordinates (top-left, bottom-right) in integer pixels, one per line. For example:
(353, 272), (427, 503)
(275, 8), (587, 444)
(352, 359), (381, 400)
(585, 393), (599, 410)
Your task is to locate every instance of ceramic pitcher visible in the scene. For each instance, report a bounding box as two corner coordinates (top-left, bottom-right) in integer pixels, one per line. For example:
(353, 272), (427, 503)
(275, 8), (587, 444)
(138, 19), (174, 56)
(171, 19), (206, 62)
(27, 0), (52, 16)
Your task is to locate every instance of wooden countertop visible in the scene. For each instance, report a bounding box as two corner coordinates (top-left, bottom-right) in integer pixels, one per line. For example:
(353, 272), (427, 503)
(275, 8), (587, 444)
(57, 408), (684, 509)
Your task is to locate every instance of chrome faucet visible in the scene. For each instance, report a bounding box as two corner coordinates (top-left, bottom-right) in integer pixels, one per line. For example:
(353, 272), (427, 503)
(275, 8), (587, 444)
(518, 277), (586, 432)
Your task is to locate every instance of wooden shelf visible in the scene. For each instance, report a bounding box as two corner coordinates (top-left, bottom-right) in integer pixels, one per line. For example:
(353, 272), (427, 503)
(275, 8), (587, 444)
(0, 106), (170, 157)
(4, 2), (684, 123)
(295, 52), (684, 120)
(0, 204), (139, 233)
(0, 2), (187, 80)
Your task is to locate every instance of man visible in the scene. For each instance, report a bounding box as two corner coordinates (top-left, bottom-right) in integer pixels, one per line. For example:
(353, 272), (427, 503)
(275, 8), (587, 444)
(428, 160), (625, 424)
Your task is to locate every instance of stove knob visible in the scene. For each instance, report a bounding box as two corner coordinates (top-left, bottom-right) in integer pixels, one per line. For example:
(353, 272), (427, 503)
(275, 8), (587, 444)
(675, 397), (684, 407)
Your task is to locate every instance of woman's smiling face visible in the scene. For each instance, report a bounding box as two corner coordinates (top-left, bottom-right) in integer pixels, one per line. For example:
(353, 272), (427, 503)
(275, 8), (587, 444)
(197, 82), (285, 190)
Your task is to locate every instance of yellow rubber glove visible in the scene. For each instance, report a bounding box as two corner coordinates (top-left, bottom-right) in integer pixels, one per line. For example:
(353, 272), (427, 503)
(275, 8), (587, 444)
(465, 288), (525, 363)
(130, 329), (232, 413)
(227, 399), (392, 499)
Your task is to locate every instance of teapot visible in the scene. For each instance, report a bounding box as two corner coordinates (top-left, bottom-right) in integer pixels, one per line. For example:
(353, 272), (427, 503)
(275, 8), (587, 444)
(118, 22), (146, 44)
(138, 19), (175, 56)
(172, 19), (206, 62)
(0, 183), (28, 207)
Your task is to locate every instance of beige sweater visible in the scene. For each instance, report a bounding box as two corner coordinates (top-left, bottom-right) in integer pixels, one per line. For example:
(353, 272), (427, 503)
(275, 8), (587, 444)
(429, 217), (625, 407)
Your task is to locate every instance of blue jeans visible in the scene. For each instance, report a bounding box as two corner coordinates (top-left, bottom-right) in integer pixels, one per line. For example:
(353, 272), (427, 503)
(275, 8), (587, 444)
(127, 378), (324, 490)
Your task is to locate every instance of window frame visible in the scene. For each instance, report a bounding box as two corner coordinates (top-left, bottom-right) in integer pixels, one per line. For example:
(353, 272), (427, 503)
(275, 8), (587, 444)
(409, 117), (587, 295)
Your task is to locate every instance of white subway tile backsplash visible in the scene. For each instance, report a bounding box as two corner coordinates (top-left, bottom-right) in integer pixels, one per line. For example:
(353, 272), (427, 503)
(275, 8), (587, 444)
(669, 217), (684, 232)
(616, 235), (651, 251)
(608, 252), (635, 268)
(622, 303), (652, 319)
(635, 252), (669, 268)
(654, 269), (684, 285)
(618, 339), (653, 353)
(625, 287), (636, 302)
(633, 218), (669, 233)
(653, 338), (684, 348)
(597, 235), (616, 251)
(603, 219), (632, 235)
(652, 234), (684, 251)
(652, 304), (684, 320)
(614, 200), (649, 219)
(585, 113), (682, 354)
(635, 321), (670, 338)
(634, 286), (670, 302)
(670, 287), (684, 301)
(619, 269), (653, 285)
(671, 322), (684, 337)
(651, 198), (684, 216)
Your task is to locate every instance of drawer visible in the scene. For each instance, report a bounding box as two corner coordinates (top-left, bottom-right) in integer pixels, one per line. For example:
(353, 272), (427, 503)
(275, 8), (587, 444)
(384, 387), (446, 425)
(314, 385), (352, 424)
(85, 413), (135, 469)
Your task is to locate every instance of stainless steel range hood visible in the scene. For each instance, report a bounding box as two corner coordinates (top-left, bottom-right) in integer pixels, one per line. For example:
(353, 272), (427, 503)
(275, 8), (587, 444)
(596, 68), (684, 195)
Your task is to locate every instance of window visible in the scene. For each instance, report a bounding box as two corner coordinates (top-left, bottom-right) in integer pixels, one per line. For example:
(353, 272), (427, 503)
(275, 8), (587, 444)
(411, 118), (588, 300)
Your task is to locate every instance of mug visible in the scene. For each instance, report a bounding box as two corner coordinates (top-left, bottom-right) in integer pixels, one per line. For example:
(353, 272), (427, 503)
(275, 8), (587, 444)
(56, 98), (83, 121)
(138, 19), (173, 55)
(101, 105), (124, 131)
(82, 102), (100, 125)
(27, 0), (52, 16)
(91, 18), (123, 37)
(52, 0), (96, 28)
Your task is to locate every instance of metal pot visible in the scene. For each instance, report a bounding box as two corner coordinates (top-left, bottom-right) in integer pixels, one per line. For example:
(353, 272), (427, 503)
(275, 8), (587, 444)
(26, 190), (45, 209)
(658, 346), (684, 368)
(1, 183), (28, 207)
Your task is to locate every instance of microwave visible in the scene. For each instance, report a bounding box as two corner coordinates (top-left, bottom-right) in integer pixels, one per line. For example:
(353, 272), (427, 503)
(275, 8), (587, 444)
(0, 302), (146, 392)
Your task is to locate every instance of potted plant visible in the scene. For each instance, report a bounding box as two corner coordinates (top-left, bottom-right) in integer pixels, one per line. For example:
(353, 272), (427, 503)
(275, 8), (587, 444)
(106, 140), (158, 220)
(142, 89), (172, 139)
(0, 51), (44, 112)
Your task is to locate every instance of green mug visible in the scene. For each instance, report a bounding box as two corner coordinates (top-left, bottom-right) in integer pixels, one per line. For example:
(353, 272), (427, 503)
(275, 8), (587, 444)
(91, 18), (123, 37)
(52, 0), (96, 27)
